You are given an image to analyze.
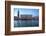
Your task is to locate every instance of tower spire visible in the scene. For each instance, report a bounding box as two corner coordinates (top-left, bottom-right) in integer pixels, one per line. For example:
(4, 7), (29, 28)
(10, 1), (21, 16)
(18, 9), (19, 18)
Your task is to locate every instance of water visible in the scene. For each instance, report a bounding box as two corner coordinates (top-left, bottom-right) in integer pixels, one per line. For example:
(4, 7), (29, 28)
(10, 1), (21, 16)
(14, 20), (39, 27)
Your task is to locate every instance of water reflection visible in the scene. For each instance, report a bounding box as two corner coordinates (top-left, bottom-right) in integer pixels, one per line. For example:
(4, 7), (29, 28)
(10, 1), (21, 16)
(14, 20), (39, 27)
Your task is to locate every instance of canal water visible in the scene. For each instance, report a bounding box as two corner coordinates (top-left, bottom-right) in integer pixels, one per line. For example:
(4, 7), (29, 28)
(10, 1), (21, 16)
(14, 20), (39, 27)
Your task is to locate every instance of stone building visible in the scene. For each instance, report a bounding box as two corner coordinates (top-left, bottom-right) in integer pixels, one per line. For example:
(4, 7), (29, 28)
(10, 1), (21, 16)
(21, 15), (32, 20)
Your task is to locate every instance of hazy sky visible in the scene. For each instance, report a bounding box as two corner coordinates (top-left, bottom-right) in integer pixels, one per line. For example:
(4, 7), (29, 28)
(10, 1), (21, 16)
(14, 8), (39, 17)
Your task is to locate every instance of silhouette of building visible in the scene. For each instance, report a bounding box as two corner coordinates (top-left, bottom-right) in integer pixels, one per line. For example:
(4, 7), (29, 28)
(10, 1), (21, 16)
(14, 9), (39, 20)
(21, 15), (32, 20)
(32, 16), (39, 20)
(18, 9), (19, 18)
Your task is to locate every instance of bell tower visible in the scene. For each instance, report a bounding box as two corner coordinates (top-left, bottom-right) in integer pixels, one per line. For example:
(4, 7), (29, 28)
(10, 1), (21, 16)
(18, 9), (19, 18)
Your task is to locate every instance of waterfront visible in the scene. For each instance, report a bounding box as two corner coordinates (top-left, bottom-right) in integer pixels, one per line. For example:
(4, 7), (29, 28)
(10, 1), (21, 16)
(14, 8), (39, 27)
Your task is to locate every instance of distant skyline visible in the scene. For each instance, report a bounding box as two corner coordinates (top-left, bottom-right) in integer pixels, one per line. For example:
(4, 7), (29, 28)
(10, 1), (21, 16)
(14, 8), (39, 17)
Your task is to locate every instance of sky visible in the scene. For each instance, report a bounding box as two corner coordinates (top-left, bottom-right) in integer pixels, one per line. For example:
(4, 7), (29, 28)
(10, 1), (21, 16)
(14, 8), (39, 17)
